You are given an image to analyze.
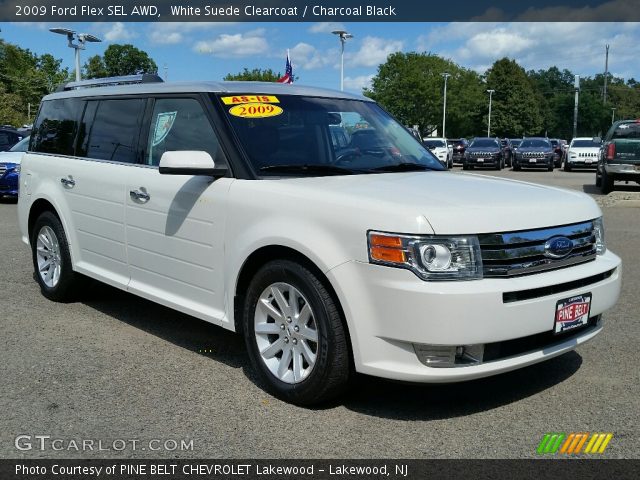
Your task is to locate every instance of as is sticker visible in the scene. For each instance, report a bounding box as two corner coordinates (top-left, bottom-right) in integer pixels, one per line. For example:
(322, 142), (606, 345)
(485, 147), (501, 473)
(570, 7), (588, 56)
(229, 103), (283, 119)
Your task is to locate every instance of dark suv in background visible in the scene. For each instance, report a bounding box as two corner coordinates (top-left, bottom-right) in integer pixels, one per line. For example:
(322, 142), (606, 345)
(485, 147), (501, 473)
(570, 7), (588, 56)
(596, 119), (640, 194)
(512, 137), (555, 171)
(463, 137), (504, 170)
(549, 139), (564, 168)
(448, 138), (469, 165)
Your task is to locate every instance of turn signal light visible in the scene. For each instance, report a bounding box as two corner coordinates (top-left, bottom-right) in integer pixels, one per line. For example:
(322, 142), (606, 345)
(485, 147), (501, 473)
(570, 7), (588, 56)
(606, 143), (615, 161)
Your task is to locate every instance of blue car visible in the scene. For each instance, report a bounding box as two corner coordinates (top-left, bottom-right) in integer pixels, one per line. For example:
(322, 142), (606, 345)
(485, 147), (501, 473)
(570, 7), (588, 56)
(0, 136), (29, 199)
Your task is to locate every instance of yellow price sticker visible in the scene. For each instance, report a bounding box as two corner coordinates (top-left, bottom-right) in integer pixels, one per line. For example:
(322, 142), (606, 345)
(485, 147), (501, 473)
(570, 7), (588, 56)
(221, 95), (280, 105)
(229, 103), (284, 119)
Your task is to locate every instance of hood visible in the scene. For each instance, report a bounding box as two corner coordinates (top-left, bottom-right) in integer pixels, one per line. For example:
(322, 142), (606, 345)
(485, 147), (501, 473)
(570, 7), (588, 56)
(518, 146), (552, 152)
(467, 146), (500, 153)
(569, 147), (600, 153)
(267, 172), (601, 235)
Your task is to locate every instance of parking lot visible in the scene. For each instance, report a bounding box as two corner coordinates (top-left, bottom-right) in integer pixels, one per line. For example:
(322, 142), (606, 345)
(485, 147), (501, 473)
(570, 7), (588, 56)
(1, 168), (638, 459)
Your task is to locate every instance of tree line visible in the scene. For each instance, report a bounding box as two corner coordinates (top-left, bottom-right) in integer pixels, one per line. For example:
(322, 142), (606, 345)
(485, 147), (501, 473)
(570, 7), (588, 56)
(0, 38), (156, 127)
(364, 53), (640, 139)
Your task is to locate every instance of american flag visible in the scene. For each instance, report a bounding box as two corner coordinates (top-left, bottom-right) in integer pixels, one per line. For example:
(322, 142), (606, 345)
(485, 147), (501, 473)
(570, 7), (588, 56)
(277, 50), (293, 84)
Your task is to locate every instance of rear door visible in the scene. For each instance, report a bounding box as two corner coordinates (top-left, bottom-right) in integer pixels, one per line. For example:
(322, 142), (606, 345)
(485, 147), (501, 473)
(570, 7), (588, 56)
(124, 95), (233, 324)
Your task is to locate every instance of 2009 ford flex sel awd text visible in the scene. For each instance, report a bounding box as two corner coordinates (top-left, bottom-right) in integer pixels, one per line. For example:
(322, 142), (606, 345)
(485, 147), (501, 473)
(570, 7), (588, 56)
(17, 76), (621, 405)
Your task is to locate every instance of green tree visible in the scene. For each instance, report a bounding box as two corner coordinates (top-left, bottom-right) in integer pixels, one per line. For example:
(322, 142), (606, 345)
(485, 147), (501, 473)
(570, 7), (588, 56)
(84, 44), (157, 78)
(84, 55), (108, 79)
(485, 58), (543, 137)
(364, 52), (485, 138)
(224, 68), (283, 82)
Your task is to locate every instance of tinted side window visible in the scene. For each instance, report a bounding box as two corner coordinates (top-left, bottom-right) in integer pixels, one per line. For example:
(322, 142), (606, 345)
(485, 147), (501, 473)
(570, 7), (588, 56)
(84, 99), (145, 164)
(146, 98), (225, 167)
(31, 99), (81, 155)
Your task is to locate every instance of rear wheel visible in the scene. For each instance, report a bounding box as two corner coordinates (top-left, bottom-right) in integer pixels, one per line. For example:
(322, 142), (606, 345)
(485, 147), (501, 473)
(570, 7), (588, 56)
(242, 259), (350, 405)
(31, 211), (79, 302)
(601, 169), (614, 194)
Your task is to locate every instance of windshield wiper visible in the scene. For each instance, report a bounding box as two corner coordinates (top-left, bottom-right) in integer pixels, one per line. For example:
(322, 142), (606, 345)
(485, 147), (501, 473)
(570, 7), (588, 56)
(258, 164), (355, 175)
(369, 163), (440, 172)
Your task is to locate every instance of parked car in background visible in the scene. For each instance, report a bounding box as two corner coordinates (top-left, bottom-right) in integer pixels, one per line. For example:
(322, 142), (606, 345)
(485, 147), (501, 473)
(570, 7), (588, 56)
(500, 138), (514, 167)
(463, 137), (504, 170)
(596, 119), (640, 194)
(0, 128), (23, 152)
(448, 138), (469, 165)
(549, 139), (564, 168)
(512, 138), (555, 171)
(565, 137), (601, 171)
(0, 135), (29, 199)
(423, 137), (452, 168)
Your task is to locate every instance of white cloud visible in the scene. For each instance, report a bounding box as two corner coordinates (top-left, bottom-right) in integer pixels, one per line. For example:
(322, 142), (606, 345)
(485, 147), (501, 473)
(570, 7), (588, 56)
(95, 22), (137, 42)
(194, 29), (268, 58)
(147, 22), (236, 45)
(347, 36), (403, 68)
(344, 74), (374, 92)
(308, 22), (346, 34)
(290, 42), (334, 70)
(418, 22), (640, 79)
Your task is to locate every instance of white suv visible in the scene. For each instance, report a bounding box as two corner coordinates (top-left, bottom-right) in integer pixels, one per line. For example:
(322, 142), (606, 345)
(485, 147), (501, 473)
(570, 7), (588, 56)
(565, 137), (601, 171)
(18, 76), (621, 405)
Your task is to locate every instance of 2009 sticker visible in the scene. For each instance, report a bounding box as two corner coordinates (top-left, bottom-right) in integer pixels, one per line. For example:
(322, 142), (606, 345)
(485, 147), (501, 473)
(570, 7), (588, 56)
(229, 103), (283, 119)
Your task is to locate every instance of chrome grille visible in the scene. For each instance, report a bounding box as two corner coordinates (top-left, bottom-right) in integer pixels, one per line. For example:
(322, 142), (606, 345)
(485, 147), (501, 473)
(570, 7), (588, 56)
(521, 152), (547, 158)
(478, 221), (597, 277)
(0, 165), (7, 177)
(578, 152), (598, 157)
(469, 151), (496, 157)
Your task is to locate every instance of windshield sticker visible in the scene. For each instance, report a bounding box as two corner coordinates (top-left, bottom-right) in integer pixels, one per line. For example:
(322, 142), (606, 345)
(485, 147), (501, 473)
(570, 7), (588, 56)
(229, 103), (283, 119)
(221, 95), (279, 105)
(152, 111), (177, 146)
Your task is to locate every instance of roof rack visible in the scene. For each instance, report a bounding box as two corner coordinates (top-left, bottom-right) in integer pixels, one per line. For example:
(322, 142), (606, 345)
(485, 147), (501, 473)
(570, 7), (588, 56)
(56, 73), (164, 92)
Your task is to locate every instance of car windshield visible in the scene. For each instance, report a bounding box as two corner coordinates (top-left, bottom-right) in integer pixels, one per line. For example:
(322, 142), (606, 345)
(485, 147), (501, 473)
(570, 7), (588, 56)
(218, 94), (444, 176)
(470, 139), (499, 148)
(9, 136), (29, 152)
(572, 139), (601, 148)
(611, 122), (640, 139)
(520, 139), (551, 148)
(424, 140), (446, 148)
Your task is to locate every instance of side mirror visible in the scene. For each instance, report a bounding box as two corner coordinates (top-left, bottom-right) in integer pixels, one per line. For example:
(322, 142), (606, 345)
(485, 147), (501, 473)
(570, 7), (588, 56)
(159, 151), (227, 177)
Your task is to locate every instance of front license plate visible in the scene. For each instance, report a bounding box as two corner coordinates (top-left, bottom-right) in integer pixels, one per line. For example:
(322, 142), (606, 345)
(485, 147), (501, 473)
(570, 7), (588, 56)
(585, 159), (593, 164)
(529, 159), (537, 163)
(477, 158), (485, 162)
(554, 293), (591, 334)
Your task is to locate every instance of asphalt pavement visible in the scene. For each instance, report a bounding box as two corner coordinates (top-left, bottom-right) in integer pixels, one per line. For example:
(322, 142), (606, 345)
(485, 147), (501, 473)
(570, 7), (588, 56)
(1, 167), (638, 459)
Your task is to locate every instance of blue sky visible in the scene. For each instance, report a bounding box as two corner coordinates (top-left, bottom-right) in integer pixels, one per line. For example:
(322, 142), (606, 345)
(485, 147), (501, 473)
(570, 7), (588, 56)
(3, 22), (640, 92)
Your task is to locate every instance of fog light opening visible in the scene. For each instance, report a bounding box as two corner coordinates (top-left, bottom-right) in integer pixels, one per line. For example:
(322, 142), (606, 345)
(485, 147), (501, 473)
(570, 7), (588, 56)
(414, 343), (485, 368)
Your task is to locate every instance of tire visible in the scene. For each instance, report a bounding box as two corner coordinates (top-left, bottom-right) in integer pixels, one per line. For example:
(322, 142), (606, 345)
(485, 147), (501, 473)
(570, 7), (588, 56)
(548, 162), (554, 172)
(601, 169), (614, 194)
(595, 169), (602, 187)
(564, 162), (572, 172)
(31, 211), (79, 302)
(242, 259), (350, 405)
(462, 163), (469, 170)
(513, 162), (521, 171)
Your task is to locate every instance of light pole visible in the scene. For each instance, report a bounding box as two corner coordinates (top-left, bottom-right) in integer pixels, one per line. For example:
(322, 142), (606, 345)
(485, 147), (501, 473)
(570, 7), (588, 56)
(573, 75), (580, 139)
(332, 30), (353, 91)
(50, 28), (102, 82)
(611, 107), (616, 124)
(441, 72), (450, 138)
(486, 89), (495, 137)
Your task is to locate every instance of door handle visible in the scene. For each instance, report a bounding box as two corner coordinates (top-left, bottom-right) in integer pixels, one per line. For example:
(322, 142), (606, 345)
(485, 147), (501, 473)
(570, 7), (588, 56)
(60, 176), (75, 188)
(130, 188), (150, 203)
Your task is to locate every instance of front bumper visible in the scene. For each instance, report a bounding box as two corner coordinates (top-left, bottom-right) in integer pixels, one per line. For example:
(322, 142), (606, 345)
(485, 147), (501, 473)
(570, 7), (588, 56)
(327, 251), (621, 382)
(465, 156), (501, 167)
(515, 156), (553, 168)
(567, 158), (598, 168)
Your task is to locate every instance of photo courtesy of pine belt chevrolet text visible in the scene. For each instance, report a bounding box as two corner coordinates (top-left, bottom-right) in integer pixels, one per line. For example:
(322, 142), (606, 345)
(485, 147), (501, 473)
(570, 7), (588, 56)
(17, 75), (622, 405)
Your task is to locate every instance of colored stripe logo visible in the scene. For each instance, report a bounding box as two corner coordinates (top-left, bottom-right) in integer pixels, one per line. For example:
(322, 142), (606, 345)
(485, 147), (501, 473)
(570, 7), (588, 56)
(537, 433), (613, 455)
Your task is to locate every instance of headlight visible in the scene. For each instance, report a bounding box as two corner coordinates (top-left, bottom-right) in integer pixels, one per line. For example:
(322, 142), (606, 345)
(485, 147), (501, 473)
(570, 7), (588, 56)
(593, 217), (606, 255)
(14, 164), (20, 174)
(368, 231), (483, 281)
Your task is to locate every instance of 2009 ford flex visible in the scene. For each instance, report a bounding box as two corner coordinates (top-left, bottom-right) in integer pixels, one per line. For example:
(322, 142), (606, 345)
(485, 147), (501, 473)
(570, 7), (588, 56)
(18, 76), (621, 405)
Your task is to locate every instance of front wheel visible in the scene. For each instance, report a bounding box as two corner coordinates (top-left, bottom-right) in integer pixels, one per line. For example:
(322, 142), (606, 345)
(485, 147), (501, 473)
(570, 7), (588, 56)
(243, 260), (350, 405)
(31, 211), (79, 302)
(564, 163), (572, 172)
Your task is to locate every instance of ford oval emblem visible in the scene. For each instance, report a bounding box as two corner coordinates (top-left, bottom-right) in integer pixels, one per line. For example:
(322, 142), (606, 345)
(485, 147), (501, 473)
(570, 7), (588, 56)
(544, 236), (573, 259)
